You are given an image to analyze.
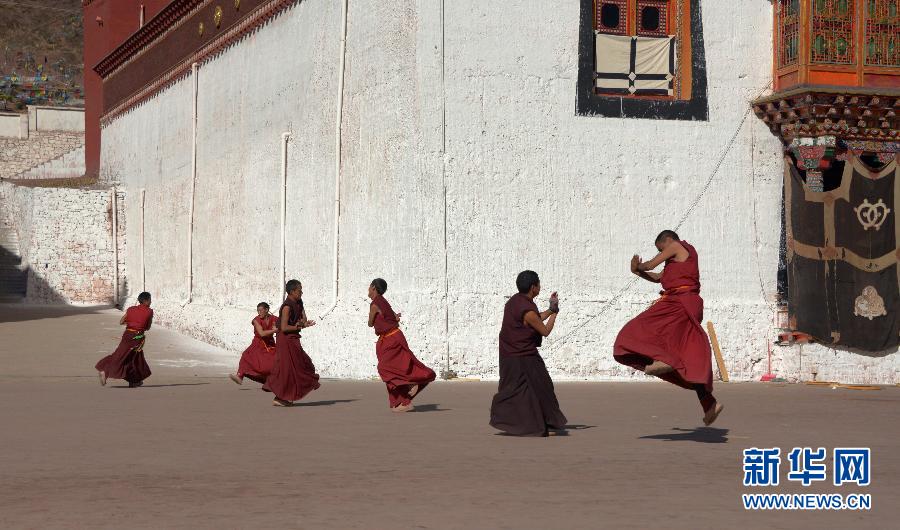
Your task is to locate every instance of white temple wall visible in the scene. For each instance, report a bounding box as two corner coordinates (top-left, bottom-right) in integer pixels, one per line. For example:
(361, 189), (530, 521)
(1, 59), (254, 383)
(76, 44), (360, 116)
(100, 0), (900, 383)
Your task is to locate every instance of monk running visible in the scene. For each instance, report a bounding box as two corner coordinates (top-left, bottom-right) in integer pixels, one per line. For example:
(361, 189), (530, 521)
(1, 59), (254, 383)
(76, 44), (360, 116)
(367, 278), (436, 412)
(229, 302), (278, 385)
(95, 291), (153, 388)
(265, 280), (321, 406)
(613, 230), (724, 425)
(490, 271), (567, 436)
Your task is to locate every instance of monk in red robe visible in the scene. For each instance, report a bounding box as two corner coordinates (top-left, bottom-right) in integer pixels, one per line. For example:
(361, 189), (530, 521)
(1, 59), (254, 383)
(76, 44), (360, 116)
(229, 302), (278, 385)
(367, 278), (436, 412)
(264, 279), (321, 406)
(95, 291), (153, 388)
(490, 271), (567, 436)
(613, 230), (724, 425)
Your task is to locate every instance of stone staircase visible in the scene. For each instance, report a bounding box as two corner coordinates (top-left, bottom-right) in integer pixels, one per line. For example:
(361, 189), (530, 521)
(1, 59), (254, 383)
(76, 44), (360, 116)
(0, 198), (26, 302)
(11, 143), (86, 181)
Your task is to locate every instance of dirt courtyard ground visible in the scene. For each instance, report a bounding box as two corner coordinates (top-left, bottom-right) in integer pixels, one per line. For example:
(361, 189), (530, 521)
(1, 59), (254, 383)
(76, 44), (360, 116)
(1, 305), (897, 529)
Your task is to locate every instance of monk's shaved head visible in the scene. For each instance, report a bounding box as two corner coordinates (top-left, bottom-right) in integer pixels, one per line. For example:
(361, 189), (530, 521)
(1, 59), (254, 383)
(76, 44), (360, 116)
(516, 270), (540, 294)
(655, 230), (680, 244)
(371, 278), (387, 295)
(285, 279), (301, 294)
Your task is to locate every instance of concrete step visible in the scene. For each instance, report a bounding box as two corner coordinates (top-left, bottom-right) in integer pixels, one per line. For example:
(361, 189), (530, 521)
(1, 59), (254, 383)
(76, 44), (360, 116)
(0, 296), (24, 303)
(0, 198), (25, 300)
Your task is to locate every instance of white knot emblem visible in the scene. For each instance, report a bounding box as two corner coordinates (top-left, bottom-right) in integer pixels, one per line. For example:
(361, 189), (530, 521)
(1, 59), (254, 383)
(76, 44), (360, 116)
(854, 199), (890, 231)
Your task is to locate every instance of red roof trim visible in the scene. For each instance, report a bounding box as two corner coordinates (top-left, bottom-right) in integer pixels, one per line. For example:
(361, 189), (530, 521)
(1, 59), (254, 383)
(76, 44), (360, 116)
(94, 0), (205, 78)
(100, 0), (300, 124)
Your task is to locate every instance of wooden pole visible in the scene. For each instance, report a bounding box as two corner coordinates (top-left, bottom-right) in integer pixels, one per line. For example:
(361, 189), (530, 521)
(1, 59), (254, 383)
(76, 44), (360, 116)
(707, 321), (730, 382)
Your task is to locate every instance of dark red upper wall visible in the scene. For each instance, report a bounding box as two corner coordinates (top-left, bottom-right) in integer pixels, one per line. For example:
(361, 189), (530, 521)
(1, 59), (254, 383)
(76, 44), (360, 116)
(82, 0), (171, 178)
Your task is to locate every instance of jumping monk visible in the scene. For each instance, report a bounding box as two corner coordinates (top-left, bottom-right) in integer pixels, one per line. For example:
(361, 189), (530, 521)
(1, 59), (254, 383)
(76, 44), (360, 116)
(265, 280), (321, 406)
(613, 230), (724, 426)
(490, 271), (567, 437)
(96, 291), (153, 388)
(367, 278), (436, 413)
(229, 302), (278, 385)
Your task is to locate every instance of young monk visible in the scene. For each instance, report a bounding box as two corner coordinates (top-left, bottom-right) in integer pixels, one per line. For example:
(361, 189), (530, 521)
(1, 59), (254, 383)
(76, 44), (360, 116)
(229, 302), (278, 385)
(96, 291), (153, 388)
(613, 230), (724, 425)
(264, 280), (321, 406)
(367, 278), (436, 412)
(490, 270), (567, 437)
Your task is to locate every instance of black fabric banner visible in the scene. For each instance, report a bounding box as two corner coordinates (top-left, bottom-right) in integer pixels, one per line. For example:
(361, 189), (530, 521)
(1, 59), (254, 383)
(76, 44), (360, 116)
(787, 156), (900, 351)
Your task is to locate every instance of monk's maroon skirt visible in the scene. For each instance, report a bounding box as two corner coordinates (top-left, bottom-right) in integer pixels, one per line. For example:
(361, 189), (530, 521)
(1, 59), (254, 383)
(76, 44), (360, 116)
(490, 354), (567, 436)
(613, 289), (713, 392)
(264, 334), (320, 402)
(95, 329), (152, 384)
(375, 329), (436, 408)
(237, 337), (276, 384)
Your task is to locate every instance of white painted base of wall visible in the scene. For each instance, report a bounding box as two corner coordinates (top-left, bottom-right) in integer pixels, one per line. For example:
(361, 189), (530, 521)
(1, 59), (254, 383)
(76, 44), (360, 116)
(126, 296), (900, 385)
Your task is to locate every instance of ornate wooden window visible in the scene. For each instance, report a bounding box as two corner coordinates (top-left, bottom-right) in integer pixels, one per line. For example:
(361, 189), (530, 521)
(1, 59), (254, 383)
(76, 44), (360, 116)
(578, 0), (708, 120)
(637, 1), (670, 37)
(865, 0), (900, 66)
(778, 0), (801, 67)
(772, 0), (900, 91)
(592, 1), (677, 98)
(810, 0), (856, 64)
(595, 1), (672, 37)
(596, 0), (628, 35)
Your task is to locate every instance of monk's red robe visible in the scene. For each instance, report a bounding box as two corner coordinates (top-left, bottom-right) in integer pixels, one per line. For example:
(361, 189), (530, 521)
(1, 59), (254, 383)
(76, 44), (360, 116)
(236, 314), (278, 383)
(371, 295), (436, 408)
(613, 241), (714, 392)
(489, 293), (567, 436)
(95, 305), (153, 385)
(264, 298), (320, 402)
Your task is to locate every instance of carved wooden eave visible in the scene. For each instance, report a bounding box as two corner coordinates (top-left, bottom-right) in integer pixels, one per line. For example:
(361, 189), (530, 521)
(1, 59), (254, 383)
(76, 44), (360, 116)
(94, 0), (301, 124)
(752, 86), (900, 145)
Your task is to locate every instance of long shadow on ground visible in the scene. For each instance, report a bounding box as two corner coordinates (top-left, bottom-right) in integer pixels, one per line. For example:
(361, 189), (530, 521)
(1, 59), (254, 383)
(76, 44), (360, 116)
(290, 399), (359, 407)
(639, 427), (729, 443)
(111, 382), (212, 388)
(413, 403), (449, 412)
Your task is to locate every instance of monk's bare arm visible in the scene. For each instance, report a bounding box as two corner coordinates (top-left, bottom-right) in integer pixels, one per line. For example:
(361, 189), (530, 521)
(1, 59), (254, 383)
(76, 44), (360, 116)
(638, 270), (662, 283)
(119, 313), (127, 325)
(539, 309), (555, 320)
(254, 320), (276, 337)
(280, 306), (296, 333)
(524, 310), (556, 337)
(368, 304), (378, 327)
(299, 309), (316, 329)
(631, 255), (661, 283)
(639, 247), (678, 272)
